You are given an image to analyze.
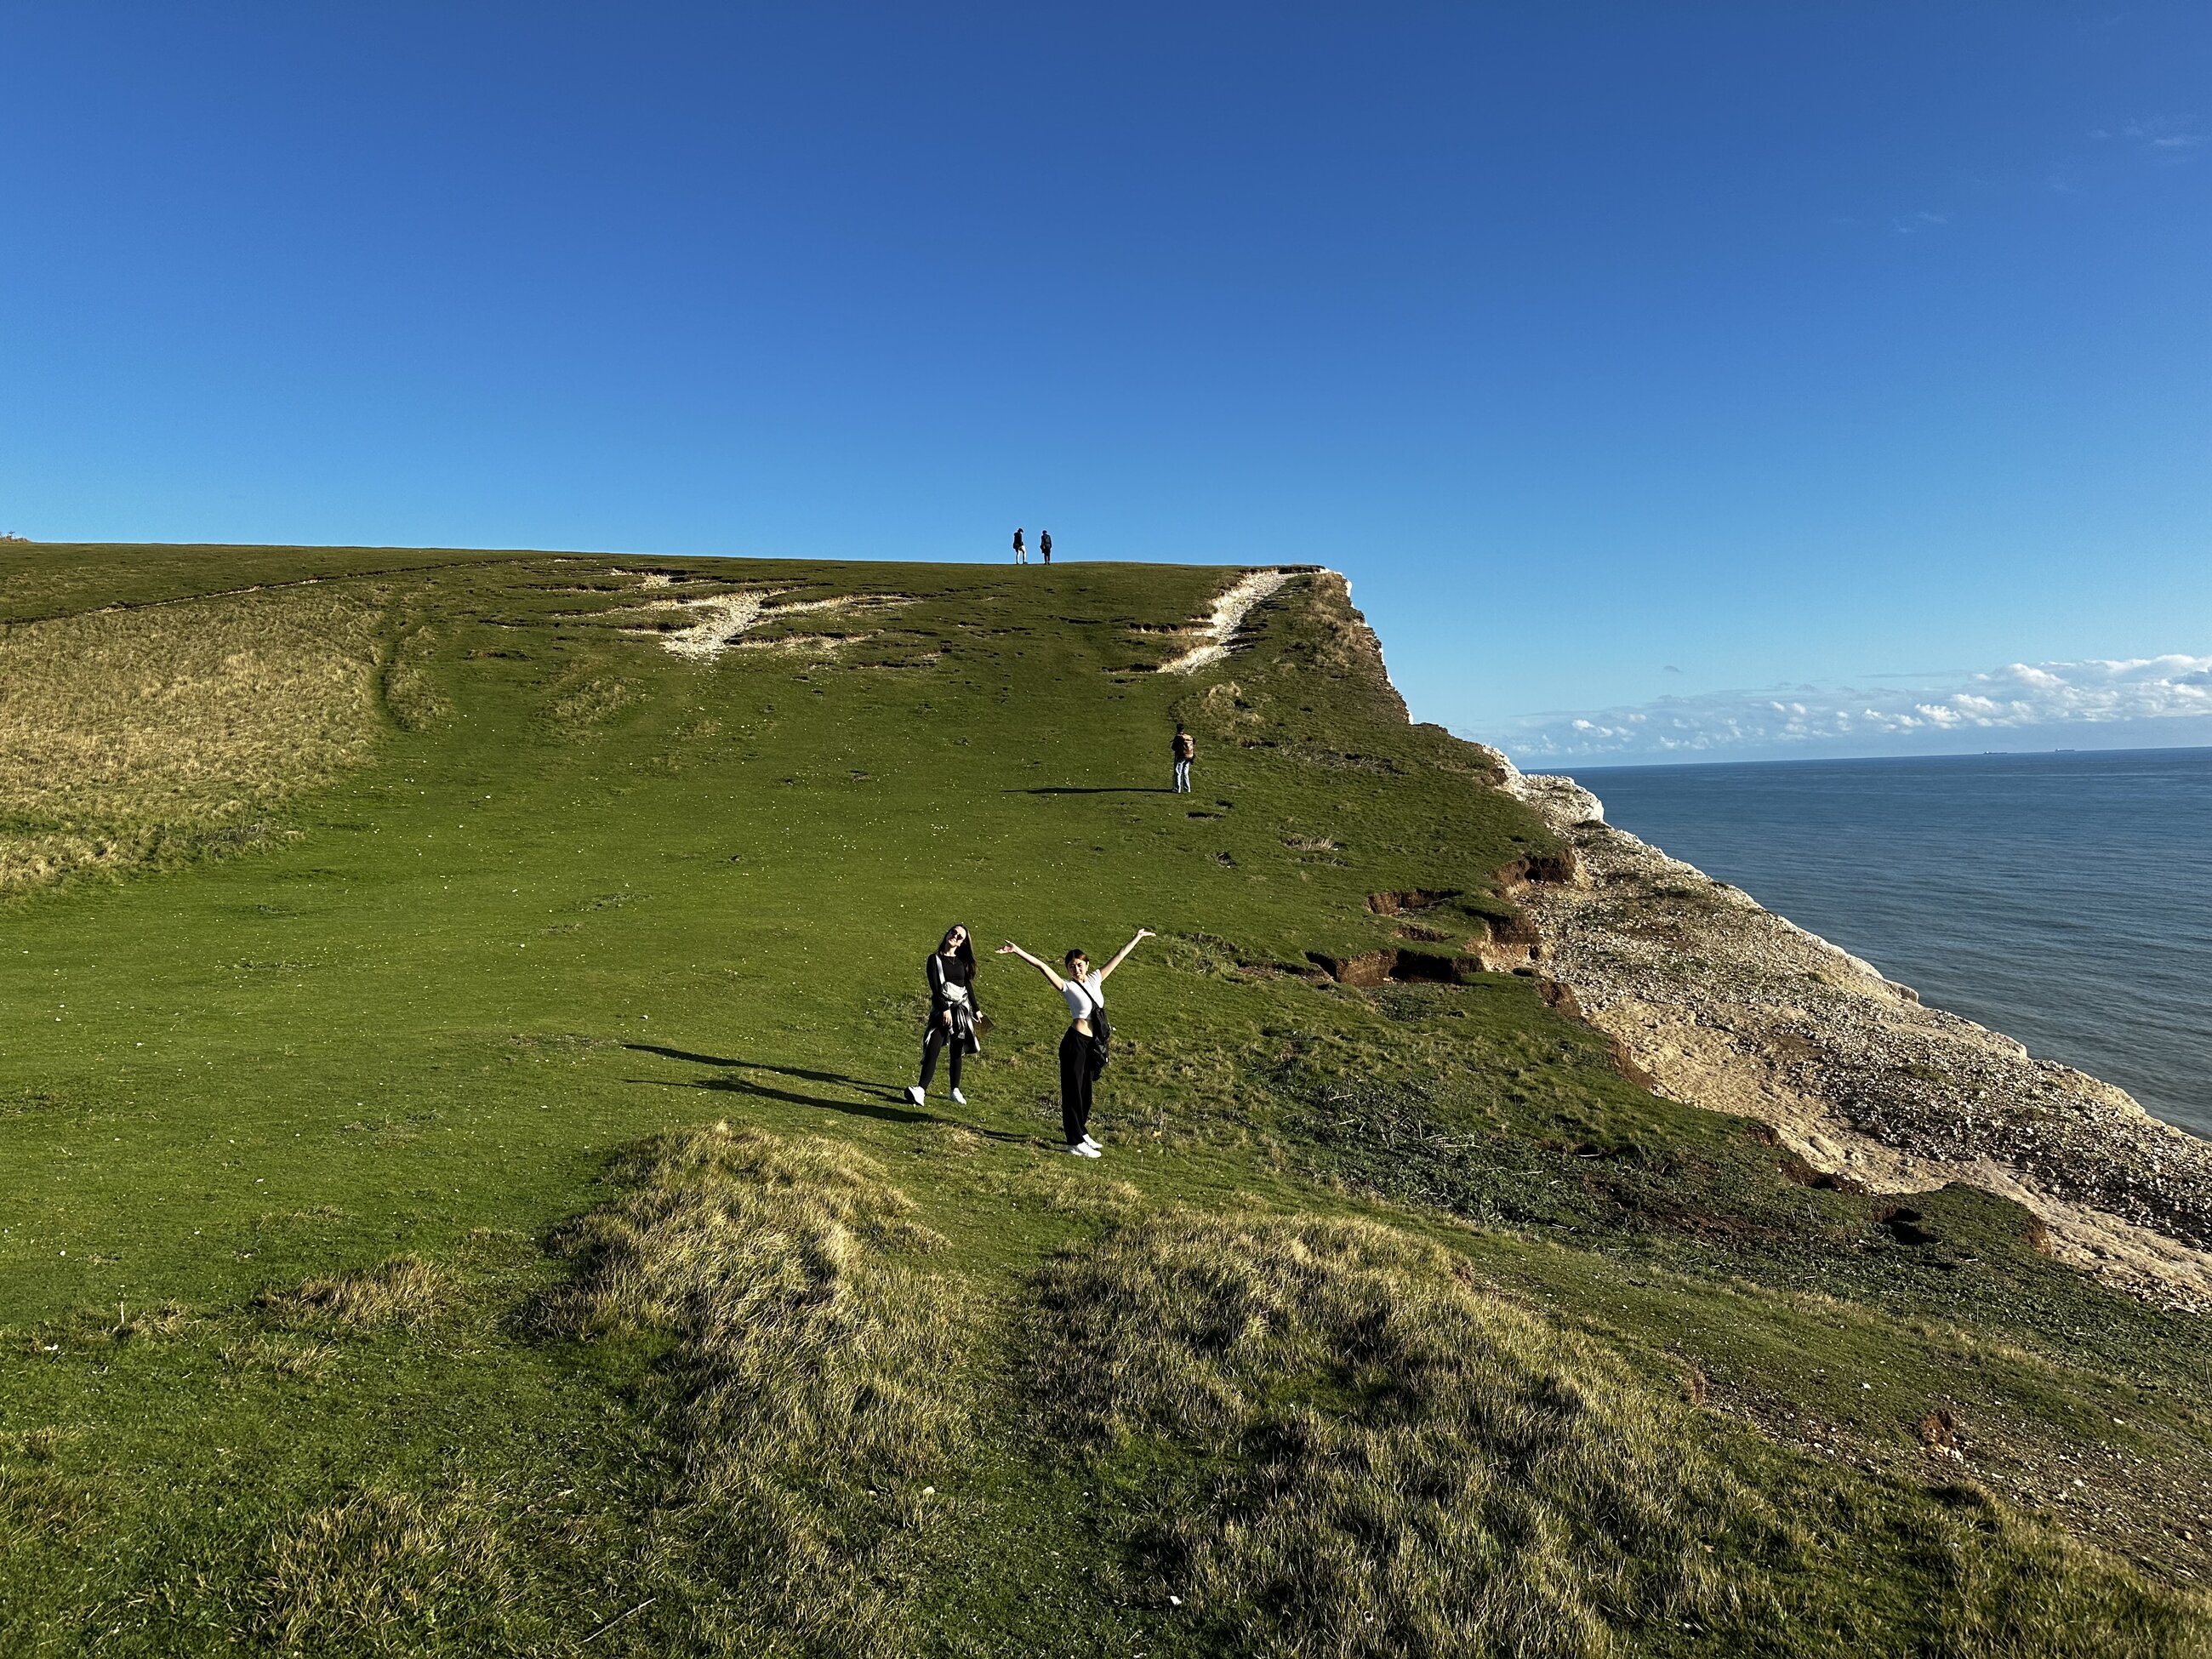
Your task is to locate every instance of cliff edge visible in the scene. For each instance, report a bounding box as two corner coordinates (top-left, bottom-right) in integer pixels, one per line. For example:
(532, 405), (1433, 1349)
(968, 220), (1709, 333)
(1493, 756), (2212, 1311)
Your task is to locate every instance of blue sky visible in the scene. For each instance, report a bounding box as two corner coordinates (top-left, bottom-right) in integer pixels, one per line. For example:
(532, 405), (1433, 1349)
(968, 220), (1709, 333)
(3, 3), (2207, 762)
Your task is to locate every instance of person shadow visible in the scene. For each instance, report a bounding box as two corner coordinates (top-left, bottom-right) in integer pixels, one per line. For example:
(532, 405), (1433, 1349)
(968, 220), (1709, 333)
(1007, 785), (1172, 795)
(623, 1044), (1030, 1141)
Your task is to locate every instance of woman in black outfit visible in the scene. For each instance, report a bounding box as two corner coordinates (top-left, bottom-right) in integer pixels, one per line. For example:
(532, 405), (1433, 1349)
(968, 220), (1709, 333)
(998, 928), (1154, 1156)
(907, 924), (982, 1107)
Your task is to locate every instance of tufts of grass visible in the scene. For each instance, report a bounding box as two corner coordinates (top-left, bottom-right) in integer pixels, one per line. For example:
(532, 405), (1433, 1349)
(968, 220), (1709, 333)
(225, 1335), (339, 1378)
(545, 1121), (970, 1656)
(256, 1255), (448, 1331)
(247, 1482), (519, 1656)
(65, 1298), (197, 1348)
(1032, 1207), (1776, 1656)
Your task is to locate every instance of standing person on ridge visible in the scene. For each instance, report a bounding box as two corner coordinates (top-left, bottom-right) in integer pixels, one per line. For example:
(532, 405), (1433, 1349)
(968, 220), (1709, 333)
(1172, 723), (1196, 793)
(998, 929), (1154, 1156)
(907, 924), (982, 1108)
(1012, 527), (1026, 564)
(1039, 528), (1052, 565)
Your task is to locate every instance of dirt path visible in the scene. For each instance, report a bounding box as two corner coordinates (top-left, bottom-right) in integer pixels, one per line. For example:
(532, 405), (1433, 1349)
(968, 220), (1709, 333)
(1160, 569), (1295, 674)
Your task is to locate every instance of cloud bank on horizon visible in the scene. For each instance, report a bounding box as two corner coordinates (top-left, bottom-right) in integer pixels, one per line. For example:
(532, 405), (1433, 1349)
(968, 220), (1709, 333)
(1494, 654), (2212, 763)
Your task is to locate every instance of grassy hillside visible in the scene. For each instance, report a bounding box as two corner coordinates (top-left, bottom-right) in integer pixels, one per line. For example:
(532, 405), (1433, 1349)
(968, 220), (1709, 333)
(3, 544), (2209, 1656)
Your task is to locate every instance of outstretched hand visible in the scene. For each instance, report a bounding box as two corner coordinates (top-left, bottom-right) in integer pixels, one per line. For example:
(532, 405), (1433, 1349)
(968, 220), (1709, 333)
(996, 941), (1018, 955)
(1136, 928), (1156, 941)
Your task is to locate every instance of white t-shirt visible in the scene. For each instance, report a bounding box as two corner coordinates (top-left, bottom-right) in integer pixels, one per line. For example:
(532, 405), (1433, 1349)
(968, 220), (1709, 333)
(1060, 970), (1105, 1023)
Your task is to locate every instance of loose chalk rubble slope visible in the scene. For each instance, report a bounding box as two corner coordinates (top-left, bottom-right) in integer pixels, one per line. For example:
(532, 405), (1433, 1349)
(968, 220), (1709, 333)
(1491, 755), (2212, 1309)
(1159, 569), (1295, 674)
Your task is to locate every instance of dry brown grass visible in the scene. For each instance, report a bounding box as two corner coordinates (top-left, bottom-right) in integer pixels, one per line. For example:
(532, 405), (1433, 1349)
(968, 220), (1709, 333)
(1030, 1210), (2212, 1659)
(381, 621), (450, 732)
(248, 1483), (516, 1654)
(70, 1298), (196, 1348)
(0, 591), (385, 890)
(224, 1335), (339, 1378)
(255, 1255), (447, 1331)
(546, 1121), (968, 1657)
(1034, 1209), (1765, 1657)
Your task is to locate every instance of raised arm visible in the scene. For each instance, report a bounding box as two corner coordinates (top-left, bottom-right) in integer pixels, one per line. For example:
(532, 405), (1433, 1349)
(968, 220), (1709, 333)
(996, 940), (1066, 990)
(1097, 928), (1155, 981)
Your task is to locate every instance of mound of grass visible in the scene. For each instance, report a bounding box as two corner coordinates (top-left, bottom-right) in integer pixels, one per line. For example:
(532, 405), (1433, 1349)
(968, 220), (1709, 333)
(1035, 1208), (2211, 1658)
(256, 1255), (447, 1331)
(248, 1482), (518, 1656)
(222, 1334), (339, 1378)
(546, 1122), (969, 1656)
(0, 591), (385, 891)
(1034, 1208), (1779, 1656)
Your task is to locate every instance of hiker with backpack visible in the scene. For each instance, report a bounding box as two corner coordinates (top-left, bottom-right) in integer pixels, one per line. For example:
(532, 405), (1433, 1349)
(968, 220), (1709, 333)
(997, 929), (1154, 1156)
(1012, 527), (1026, 564)
(1039, 529), (1052, 564)
(1171, 724), (1196, 793)
(906, 924), (983, 1108)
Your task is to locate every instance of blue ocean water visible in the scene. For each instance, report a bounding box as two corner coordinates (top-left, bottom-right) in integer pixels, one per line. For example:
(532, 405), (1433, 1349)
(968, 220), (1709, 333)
(1576, 748), (2212, 1142)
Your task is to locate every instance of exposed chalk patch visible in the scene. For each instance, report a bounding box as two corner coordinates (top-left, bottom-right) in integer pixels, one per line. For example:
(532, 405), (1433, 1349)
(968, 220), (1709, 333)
(656, 592), (771, 661)
(1159, 569), (1295, 675)
(629, 590), (906, 662)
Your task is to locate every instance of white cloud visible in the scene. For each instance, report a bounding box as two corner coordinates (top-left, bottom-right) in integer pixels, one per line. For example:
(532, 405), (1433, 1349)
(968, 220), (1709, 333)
(2122, 117), (2205, 157)
(1891, 209), (1953, 234)
(1495, 654), (2212, 761)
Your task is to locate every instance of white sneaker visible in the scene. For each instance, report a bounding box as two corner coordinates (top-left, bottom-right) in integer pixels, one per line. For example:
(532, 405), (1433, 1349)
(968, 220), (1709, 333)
(905, 1086), (925, 1107)
(951, 1088), (967, 1106)
(1080, 1134), (1102, 1150)
(1068, 1143), (1102, 1158)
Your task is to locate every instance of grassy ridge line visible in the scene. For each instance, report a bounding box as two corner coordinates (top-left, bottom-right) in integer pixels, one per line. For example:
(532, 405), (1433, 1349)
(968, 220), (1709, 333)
(1, 547), (2209, 1654)
(0, 543), (556, 624)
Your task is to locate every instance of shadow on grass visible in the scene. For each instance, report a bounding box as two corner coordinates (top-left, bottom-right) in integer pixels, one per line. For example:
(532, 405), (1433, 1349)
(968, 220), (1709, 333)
(624, 1045), (1031, 1142)
(1007, 785), (1172, 795)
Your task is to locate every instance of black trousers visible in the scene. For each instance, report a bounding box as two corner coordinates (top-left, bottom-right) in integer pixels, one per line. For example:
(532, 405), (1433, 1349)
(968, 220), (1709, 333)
(1058, 1025), (1097, 1144)
(919, 1020), (965, 1091)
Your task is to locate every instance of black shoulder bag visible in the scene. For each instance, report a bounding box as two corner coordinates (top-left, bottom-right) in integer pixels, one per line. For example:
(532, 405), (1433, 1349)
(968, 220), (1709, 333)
(1081, 984), (1112, 1075)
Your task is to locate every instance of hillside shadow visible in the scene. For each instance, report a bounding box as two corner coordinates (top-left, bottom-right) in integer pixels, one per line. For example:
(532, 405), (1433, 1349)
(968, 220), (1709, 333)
(623, 1045), (1029, 1142)
(627, 1045), (886, 1092)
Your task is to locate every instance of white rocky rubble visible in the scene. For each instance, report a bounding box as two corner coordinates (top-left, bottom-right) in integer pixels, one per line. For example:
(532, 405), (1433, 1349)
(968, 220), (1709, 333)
(1487, 753), (2212, 1312)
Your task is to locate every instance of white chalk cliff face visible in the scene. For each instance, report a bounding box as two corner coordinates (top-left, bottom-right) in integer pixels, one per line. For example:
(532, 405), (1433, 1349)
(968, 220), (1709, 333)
(1484, 751), (2212, 1311)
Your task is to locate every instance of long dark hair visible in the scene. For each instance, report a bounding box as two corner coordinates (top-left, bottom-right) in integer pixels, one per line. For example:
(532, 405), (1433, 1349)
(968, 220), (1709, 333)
(938, 925), (977, 981)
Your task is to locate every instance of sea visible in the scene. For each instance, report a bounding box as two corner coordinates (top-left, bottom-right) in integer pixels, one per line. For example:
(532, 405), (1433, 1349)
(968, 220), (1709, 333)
(1574, 747), (2212, 1143)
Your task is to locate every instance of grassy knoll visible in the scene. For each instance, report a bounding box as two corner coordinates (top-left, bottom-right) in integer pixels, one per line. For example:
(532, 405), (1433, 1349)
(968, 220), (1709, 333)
(2, 544), (2209, 1655)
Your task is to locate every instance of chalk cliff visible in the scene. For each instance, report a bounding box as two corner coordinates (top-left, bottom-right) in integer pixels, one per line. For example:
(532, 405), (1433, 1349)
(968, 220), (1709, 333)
(1487, 752), (2212, 1311)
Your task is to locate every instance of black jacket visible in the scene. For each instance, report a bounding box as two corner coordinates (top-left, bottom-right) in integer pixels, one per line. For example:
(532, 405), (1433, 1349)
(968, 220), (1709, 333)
(926, 953), (983, 1052)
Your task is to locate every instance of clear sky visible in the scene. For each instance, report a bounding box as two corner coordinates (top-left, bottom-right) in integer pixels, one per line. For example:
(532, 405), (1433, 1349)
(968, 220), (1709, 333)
(3, 4), (2207, 763)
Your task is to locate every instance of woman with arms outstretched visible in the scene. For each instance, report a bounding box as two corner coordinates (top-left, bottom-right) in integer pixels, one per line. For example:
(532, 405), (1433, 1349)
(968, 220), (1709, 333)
(907, 924), (982, 1107)
(998, 928), (1154, 1156)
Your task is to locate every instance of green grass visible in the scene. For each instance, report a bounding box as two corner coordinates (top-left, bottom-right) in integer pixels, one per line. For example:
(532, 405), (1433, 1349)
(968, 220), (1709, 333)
(1, 544), (2208, 1655)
